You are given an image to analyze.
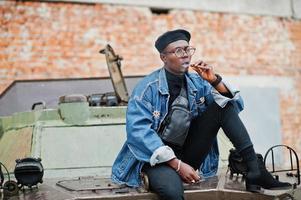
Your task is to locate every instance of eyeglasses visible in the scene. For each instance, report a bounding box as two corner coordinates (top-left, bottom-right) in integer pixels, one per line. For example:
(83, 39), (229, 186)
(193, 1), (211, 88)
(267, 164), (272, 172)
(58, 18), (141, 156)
(163, 46), (196, 58)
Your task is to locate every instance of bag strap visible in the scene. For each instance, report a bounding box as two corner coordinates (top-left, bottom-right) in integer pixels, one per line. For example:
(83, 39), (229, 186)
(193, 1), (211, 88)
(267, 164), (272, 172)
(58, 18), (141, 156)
(179, 80), (187, 98)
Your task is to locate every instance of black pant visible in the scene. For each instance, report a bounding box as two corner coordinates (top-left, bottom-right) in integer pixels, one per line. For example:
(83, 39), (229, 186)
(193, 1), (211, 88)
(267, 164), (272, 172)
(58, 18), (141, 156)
(143, 102), (253, 200)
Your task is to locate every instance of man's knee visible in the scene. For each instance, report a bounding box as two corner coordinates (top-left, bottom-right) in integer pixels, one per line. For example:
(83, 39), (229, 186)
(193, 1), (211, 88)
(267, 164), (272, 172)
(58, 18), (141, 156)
(158, 183), (184, 200)
(151, 172), (184, 200)
(145, 164), (184, 200)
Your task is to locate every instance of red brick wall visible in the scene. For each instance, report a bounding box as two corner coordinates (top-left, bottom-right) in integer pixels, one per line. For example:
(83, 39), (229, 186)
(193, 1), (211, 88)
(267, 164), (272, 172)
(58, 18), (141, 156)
(1, 1), (301, 159)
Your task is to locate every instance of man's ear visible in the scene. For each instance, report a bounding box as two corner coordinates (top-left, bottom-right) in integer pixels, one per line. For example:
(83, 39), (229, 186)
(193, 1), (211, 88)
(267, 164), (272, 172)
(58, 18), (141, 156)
(160, 54), (167, 63)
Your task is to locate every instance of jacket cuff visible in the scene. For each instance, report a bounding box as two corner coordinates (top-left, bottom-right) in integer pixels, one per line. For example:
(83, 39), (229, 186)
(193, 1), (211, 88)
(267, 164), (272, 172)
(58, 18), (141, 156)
(150, 145), (176, 166)
(211, 81), (240, 108)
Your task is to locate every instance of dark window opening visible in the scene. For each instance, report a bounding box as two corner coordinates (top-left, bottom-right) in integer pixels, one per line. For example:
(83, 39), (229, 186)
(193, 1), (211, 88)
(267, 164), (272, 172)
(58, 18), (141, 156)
(150, 7), (170, 15)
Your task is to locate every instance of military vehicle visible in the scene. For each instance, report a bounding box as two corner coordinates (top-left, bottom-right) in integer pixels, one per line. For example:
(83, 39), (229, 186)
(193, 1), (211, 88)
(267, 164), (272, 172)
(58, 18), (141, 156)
(0, 45), (300, 200)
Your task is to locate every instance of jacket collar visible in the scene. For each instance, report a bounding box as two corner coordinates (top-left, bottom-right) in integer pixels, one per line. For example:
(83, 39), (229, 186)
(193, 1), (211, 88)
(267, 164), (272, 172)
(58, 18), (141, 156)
(158, 68), (169, 95)
(158, 67), (198, 95)
(186, 73), (198, 94)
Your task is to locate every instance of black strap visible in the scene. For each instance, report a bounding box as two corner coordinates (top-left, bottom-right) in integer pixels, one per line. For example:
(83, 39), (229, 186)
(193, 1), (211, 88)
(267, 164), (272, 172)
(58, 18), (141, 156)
(0, 164), (4, 186)
(211, 74), (222, 87)
(179, 81), (187, 99)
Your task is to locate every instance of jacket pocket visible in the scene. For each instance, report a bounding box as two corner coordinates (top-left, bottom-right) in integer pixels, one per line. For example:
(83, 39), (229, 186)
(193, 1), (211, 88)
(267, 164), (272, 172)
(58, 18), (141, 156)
(115, 148), (136, 180)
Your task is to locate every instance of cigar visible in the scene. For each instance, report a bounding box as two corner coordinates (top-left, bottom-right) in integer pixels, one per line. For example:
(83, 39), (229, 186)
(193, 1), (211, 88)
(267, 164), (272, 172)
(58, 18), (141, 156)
(190, 64), (211, 71)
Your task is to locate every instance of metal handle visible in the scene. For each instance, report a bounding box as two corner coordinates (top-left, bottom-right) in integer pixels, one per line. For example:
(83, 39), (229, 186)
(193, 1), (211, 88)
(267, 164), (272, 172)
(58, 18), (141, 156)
(31, 101), (46, 110)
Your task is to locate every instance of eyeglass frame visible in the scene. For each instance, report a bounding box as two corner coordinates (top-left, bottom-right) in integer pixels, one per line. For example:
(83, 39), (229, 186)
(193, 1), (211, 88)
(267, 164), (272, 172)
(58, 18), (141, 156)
(161, 46), (196, 58)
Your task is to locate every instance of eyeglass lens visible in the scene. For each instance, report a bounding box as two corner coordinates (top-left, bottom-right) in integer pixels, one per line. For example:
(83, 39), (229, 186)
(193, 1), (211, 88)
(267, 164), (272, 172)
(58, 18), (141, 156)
(175, 47), (195, 57)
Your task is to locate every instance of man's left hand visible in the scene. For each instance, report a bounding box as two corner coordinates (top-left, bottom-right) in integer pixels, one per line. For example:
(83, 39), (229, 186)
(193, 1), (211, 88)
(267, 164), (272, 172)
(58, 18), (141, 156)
(190, 60), (217, 83)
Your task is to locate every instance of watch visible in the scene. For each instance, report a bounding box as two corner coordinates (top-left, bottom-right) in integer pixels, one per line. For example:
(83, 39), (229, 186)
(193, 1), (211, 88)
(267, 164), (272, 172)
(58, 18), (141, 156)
(210, 74), (222, 87)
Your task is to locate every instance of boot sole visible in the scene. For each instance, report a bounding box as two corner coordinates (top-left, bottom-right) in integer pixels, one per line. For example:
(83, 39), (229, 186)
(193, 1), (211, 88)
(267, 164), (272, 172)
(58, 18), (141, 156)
(264, 185), (292, 190)
(246, 183), (261, 193)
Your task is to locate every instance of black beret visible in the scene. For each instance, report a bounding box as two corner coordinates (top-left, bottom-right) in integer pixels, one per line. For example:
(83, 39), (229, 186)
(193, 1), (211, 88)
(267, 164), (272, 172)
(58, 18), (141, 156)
(155, 29), (191, 53)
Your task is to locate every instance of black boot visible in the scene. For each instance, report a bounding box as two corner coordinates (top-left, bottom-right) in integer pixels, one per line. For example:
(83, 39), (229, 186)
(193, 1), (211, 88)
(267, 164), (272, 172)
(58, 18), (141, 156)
(240, 146), (292, 192)
(252, 154), (292, 190)
(244, 157), (261, 192)
(240, 146), (261, 192)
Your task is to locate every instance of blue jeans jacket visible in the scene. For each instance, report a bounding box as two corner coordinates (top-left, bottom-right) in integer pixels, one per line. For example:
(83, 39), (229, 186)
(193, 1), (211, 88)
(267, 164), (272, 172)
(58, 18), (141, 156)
(111, 68), (244, 187)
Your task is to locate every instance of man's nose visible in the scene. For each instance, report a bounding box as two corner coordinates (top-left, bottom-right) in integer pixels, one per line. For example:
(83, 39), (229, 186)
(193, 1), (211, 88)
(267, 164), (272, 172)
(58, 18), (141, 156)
(180, 53), (190, 59)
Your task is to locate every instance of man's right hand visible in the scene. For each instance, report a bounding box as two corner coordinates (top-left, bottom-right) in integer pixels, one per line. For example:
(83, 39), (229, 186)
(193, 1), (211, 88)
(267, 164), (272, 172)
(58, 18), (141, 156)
(177, 161), (201, 183)
(167, 158), (200, 183)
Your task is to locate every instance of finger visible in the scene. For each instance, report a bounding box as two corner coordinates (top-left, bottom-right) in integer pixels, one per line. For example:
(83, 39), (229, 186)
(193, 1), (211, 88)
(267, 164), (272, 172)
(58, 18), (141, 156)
(191, 66), (202, 73)
(198, 65), (210, 70)
(191, 171), (201, 181)
(199, 61), (207, 67)
(191, 60), (203, 67)
(190, 65), (198, 70)
(191, 64), (205, 71)
(185, 177), (194, 184)
(191, 65), (207, 77)
(184, 177), (191, 183)
(190, 67), (198, 73)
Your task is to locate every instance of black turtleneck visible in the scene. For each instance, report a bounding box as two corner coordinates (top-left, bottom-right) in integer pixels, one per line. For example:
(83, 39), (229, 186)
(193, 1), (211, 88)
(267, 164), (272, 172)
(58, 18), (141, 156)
(165, 70), (186, 108)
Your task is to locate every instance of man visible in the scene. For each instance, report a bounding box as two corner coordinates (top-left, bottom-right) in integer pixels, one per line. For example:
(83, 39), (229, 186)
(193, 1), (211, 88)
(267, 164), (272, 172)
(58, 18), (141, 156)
(111, 29), (291, 199)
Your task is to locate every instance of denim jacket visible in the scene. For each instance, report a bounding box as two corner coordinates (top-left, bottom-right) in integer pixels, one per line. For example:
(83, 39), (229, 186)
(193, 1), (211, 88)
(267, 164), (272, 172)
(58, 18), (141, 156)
(111, 68), (244, 187)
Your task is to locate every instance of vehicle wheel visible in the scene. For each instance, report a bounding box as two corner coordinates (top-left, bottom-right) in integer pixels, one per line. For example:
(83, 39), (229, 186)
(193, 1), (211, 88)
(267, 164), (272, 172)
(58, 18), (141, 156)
(3, 180), (19, 196)
(141, 172), (149, 191)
